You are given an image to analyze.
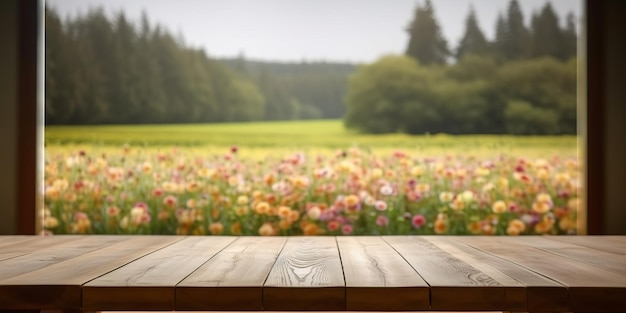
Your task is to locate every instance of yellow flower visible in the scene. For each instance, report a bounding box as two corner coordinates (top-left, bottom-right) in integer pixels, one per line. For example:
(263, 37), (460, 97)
(475, 167), (490, 177)
(142, 162), (152, 174)
(532, 201), (551, 214)
(568, 198), (580, 210)
(460, 190), (474, 202)
(237, 195), (249, 205)
(235, 206), (249, 216)
(308, 206), (321, 220)
(450, 198), (465, 211)
(559, 217), (575, 231)
(410, 166), (424, 177)
(230, 222), (242, 235)
(43, 216), (59, 229)
(507, 225), (521, 235)
(416, 183), (430, 194)
(536, 193), (552, 203)
(535, 168), (550, 180)
(497, 177), (509, 190)
(554, 172), (571, 185)
(492, 200), (507, 214)
(439, 191), (454, 203)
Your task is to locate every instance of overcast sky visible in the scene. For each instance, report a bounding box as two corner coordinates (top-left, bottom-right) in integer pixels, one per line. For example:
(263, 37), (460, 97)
(46, 0), (581, 63)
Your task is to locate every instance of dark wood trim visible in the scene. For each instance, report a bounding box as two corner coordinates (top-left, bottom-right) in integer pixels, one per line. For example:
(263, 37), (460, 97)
(585, 0), (606, 234)
(17, 0), (38, 235)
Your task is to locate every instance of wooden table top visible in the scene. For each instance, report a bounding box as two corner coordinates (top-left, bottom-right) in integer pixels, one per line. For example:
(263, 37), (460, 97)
(0, 236), (625, 312)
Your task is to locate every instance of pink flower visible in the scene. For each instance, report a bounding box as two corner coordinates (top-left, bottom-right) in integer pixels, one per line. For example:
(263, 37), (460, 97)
(342, 224), (353, 235)
(327, 220), (340, 231)
(374, 200), (388, 211)
(412, 215), (426, 228)
(376, 215), (389, 227)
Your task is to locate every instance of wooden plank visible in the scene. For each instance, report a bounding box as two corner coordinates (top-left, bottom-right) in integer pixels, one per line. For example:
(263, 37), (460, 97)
(263, 237), (344, 311)
(549, 235), (626, 255)
(0, 236), (84, 261)
(384, 236), (517, 311)
(457, 236), (626, 313)
(0, 236), (40, 248)
(177, 236), (286, 311)
(0, 236), (128, 281)
(428, 236), (568, 312)
(83, 236), (236, 311)
(504, 236), (626, 276)
(0, 236), (182, 310)
(336, 236), (429, 311)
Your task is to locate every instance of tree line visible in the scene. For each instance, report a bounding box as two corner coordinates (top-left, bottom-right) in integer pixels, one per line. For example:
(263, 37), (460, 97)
(46, 0), (577, 135)
(45, 7), (353, 125)
(346, 0), (577, 135)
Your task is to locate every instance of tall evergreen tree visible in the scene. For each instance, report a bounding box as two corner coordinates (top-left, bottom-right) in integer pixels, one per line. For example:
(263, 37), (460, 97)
(530, 3), (564, 59)
(562, 12), (578, 60)
(456, 6), (490, 60)
(493, 13), (507, 60)
(405, 0), (450, 65)
(494, 0), (530, 60)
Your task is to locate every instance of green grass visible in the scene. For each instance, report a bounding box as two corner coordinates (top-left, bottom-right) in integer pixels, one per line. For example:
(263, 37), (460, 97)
(45, 119), (579, 157)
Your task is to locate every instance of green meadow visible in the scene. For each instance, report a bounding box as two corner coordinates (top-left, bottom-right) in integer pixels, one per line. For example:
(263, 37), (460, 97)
(45, 119), (578, 158)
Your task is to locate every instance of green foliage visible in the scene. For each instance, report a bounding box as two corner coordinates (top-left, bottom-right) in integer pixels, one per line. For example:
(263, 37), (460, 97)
(222, 59), (356, 120)
(504, 100), (559, 135)
(345, 53), (576, 135)
(345, 56), (437, 133)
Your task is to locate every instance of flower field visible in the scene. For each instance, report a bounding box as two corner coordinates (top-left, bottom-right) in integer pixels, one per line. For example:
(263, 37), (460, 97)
(43, 122), (581, 236)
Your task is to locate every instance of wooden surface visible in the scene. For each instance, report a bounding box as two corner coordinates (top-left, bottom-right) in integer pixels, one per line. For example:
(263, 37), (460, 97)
(0, 235), (625, 312)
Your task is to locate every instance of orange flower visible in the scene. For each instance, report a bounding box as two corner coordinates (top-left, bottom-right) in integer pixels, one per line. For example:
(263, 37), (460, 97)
(434, 214), (448, 234)
(344, 194), (360, 208)
(254, 201), (270, 214)
(209, 222), (223, 235)
(277, 206), (292, 219)
(492, 200), (507, 214)
(303, 223), (319, 235)
(259, 223), (277, 236)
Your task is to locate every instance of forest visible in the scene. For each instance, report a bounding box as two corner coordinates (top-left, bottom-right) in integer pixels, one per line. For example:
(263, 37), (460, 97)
(45, 0), (577, 135)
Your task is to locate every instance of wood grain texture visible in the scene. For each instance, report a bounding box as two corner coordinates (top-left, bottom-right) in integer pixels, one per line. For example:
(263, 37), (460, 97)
(0, 236), (181, 310)
(263, 237), (344, 311)
(457, 236), (626, 312)
(0, 236), (126, 281)
(427, 236), (568, 312)
(177, 236), (286, 311)
(83, 236), (235, 311)
(549, 235), (626, 255)
(1, 235), (626, 313)
(384, 236), (508, 311)
(506, 236), (626, 276)
(337, 236), (429, 311)
(0, 235), (84, 262)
